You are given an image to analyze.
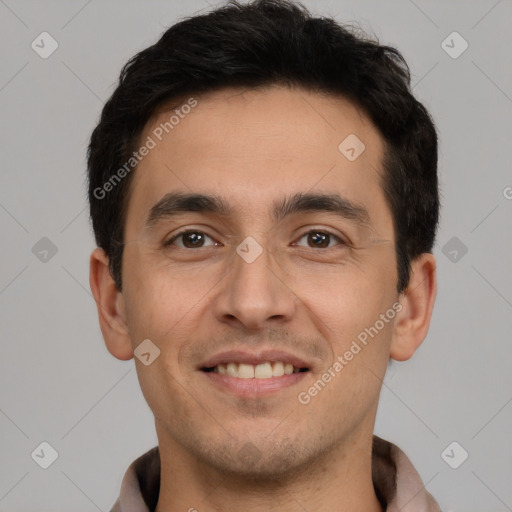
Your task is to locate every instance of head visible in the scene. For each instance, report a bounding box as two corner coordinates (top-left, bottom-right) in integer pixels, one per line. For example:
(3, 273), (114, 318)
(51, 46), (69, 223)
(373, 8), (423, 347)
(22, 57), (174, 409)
(88, 0), (438, 481)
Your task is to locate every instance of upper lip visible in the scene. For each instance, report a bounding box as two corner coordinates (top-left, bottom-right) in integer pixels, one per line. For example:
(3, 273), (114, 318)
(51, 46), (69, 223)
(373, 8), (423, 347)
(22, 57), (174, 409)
(199, 350), (311, 370)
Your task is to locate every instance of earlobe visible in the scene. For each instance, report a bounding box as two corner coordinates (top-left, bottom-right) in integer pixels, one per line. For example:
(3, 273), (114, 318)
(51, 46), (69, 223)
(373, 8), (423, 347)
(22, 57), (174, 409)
(89, 248), (134, 361)
(389, 253), (437, 361)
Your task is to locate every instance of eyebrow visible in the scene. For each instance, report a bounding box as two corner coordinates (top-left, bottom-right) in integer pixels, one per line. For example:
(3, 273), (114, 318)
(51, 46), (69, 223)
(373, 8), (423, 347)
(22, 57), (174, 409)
(145, 191), (371, 229)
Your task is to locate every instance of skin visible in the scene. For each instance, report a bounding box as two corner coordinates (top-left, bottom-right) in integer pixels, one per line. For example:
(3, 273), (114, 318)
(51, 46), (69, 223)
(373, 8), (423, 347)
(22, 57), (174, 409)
(90, 85), (436, 512)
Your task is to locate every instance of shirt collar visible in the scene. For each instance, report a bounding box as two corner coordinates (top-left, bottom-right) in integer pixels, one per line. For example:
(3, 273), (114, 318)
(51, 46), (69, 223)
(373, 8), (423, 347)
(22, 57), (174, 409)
(111, 436), (440, 512)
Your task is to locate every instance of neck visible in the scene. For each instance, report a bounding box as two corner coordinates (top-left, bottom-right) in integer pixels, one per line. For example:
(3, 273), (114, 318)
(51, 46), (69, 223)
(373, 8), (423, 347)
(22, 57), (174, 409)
(154, 424), (383, 512)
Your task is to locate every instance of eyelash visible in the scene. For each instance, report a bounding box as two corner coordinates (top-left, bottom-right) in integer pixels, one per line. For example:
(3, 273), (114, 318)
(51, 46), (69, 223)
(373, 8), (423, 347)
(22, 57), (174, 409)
(163, 229), (347, 249)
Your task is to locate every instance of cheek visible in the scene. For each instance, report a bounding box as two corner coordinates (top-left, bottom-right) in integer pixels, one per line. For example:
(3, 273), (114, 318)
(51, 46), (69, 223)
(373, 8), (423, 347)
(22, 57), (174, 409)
(292, 259), (397, 378)
(122, 246), (223, 341)
(295, 261), (391, 325)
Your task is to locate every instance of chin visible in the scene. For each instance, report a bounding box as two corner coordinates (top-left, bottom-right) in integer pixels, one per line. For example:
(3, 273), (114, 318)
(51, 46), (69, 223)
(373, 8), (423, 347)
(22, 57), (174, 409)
(194, 436), (321, 483)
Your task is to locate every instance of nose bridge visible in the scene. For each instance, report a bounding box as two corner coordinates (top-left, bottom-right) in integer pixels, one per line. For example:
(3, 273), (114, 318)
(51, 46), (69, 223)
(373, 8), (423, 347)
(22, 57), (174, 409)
(214, 235), (296, 328)
(234, 236), (274, 290)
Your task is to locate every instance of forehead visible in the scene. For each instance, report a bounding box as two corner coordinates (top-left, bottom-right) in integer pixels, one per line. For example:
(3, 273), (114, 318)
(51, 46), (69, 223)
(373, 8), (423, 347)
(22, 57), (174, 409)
(125, 85), (390, 234)
(145, 85), (383, 164)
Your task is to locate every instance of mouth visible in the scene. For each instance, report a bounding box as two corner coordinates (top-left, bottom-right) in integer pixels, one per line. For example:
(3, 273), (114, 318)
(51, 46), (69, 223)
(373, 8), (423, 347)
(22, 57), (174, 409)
(199, 351), (311, 396)
(201, 361), (309, 379)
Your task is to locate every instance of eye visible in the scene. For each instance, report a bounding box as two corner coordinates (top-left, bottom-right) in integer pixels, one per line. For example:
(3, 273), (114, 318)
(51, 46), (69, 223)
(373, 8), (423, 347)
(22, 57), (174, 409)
(164, 230), (219, 249)
(293, 229), (345, 249)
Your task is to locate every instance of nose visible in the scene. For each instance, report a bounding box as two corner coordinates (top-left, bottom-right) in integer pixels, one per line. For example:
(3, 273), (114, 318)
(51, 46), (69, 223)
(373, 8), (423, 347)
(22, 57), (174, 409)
(211, 239), (297, 331)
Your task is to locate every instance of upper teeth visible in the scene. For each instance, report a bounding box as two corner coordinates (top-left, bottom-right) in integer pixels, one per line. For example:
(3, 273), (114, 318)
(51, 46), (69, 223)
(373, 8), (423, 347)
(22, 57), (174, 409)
(213, 362), (300, 379)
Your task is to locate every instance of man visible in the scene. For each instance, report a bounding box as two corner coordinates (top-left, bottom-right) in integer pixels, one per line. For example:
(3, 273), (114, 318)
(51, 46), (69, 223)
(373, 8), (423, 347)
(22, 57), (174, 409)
(87, 0), (440, 510)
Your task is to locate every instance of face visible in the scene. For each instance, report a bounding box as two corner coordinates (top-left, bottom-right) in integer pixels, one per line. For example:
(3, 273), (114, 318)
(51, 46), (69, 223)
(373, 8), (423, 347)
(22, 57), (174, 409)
(119, 85), (400, 478)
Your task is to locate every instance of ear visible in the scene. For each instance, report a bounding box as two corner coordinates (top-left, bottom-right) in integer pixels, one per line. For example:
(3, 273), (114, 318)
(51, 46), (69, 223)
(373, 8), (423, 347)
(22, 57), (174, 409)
(390, 253), (437, 361)
(89, 248), (133, 361)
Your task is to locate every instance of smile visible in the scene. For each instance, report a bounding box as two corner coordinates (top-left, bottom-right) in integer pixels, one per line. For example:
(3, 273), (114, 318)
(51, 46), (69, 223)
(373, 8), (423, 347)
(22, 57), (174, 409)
(202, 361), (308, 379)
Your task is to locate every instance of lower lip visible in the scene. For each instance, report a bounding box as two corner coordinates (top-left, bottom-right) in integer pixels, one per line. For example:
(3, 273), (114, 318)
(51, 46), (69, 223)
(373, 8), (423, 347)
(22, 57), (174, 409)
(201, 371), (309, 397)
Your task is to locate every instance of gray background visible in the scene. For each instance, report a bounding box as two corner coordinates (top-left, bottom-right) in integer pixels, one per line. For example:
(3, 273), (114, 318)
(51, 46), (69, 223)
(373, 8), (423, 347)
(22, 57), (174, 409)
(1, 0), (511, 510)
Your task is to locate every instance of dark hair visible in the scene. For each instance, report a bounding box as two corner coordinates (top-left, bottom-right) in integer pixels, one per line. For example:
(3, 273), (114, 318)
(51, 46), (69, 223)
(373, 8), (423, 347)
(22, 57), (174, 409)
(87, 0), (439, 293)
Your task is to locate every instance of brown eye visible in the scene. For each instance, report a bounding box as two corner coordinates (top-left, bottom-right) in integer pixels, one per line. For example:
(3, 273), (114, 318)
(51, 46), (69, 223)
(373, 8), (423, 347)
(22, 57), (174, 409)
(294, 230), (344, 249)
(165, 230), (217, 249)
